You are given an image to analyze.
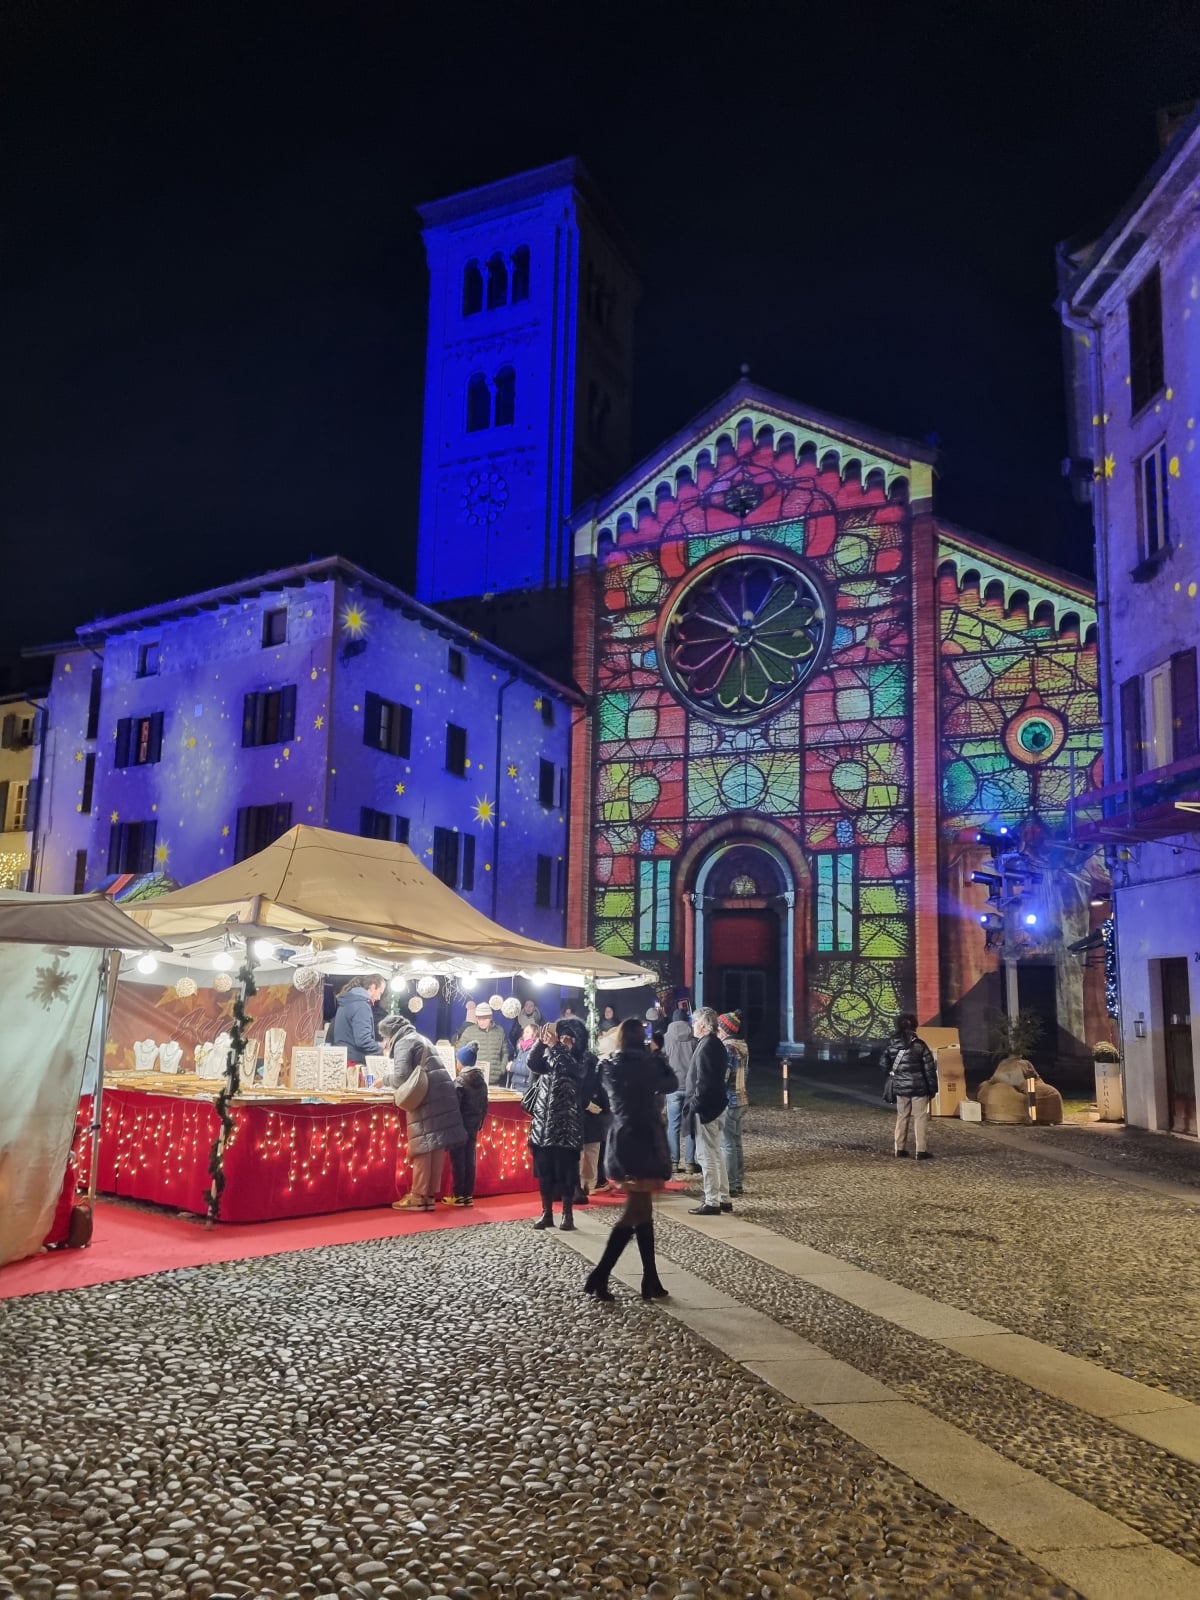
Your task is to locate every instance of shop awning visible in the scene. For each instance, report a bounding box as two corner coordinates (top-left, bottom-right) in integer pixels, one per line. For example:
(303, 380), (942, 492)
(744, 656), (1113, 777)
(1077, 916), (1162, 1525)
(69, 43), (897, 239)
(122, 825), (654, 988)
(0, 890), (170, 951)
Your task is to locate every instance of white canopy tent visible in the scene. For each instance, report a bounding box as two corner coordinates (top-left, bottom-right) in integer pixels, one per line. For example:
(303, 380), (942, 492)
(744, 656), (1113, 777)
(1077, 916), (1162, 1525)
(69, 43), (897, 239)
(124, 825), (656, 990)
(0, 892), (169, 1267)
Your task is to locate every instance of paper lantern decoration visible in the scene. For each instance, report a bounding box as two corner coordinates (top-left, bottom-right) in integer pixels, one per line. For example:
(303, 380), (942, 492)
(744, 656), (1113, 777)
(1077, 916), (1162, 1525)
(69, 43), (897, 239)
(501, 996), (521, 1019)
(213, 972), (233, 993)
(408, 996), (424, 1014)
(488, 993), (505, 1012)
(293, 966), (323, 993)
(174, 976), (198, 999)
(416, 977), (440, 999)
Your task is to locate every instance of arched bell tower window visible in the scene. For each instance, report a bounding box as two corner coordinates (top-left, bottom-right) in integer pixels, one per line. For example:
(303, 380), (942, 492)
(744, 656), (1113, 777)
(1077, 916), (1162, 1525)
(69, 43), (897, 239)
(511, 245), (530, 302)
(462, 261), (484, 317)
(486, 254), (508, 310)
(466, 372), (491, 432)
(493, 365), (516, 427)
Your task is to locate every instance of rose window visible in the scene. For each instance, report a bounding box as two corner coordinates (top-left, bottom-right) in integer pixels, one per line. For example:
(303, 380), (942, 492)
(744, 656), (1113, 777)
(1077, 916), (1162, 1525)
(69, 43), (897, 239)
(660, 554), (828, 724)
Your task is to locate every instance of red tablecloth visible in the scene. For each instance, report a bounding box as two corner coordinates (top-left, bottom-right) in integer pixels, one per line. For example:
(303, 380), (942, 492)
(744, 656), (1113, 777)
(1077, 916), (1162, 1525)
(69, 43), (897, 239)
(90, 1089), (535, 1222)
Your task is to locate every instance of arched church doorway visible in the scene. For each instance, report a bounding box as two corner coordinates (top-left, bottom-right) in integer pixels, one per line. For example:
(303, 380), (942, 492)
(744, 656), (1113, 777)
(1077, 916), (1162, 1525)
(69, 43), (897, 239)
(687, 838), (804, 1056)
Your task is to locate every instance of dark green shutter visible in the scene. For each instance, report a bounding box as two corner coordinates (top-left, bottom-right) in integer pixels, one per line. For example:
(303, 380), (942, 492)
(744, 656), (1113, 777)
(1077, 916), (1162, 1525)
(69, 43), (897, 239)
(279, 686), (297, 742)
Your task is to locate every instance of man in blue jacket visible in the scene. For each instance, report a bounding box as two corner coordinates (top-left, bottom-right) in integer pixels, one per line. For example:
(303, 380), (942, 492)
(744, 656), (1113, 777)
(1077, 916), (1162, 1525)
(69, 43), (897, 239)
(683, 1006), (732, 1215)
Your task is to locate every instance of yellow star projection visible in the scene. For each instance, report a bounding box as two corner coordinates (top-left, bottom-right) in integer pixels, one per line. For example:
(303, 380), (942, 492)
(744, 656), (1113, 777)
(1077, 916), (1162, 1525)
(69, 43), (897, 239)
(473, 797), (496, 826)
(341, 601), (368, 639)
(314, 715), (325, 730)
(507, 764), (518, 778)
(395, 781), (406, 796)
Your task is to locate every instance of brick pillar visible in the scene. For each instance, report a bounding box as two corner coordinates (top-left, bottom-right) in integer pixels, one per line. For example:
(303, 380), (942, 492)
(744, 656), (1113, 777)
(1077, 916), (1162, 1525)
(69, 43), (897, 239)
(566, 558), (597, 947)
(910, 503), (942, 1024)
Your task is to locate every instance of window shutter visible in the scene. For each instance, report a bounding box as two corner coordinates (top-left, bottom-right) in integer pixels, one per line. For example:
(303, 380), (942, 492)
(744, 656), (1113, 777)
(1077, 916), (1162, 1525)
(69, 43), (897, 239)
(24, 780), (38, 829)
(1169, 648), (1198, 762)
(242, 693), (259, 748)
(114, 717), (133, 768)
(274, 802), (293, 839)
(1, 715), (13, 749)
(1120, 675), (1144, 778)
(148, 711), (165, 764)
(364, 691), (381, 749)
(399, 703), (412, 758)
(462, 833), (476, 891)
(140, 821), (158, 874)
(107, 823), (122, 875)
(0, 781), (8, 830)
(279, 685), (297, 742)
(86, 668), (103, 741)
(235, 807), (249, 863)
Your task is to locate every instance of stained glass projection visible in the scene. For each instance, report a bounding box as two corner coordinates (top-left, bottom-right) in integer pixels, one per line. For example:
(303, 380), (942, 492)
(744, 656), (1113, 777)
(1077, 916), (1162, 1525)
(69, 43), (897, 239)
(815, 853), (855, 953)
(637, 858), (671, 953)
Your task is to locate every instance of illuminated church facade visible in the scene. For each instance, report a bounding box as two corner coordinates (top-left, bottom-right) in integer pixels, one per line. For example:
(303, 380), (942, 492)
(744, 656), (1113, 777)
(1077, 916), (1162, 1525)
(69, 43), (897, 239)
(414, 160), (1110, 1062)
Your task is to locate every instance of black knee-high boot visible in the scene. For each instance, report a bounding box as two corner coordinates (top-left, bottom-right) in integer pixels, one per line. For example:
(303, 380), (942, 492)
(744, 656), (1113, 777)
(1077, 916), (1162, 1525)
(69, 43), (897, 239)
(533, 1182), (554, 1230)
(635, 1221), (668, 1299)
(583, 1224), (632, 1301)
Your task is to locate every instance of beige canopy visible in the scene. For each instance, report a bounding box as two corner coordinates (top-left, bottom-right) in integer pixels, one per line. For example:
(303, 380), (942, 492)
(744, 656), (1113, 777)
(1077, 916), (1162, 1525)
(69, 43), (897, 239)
(0, 891), (169, 951)
(124, 825), (655, 988)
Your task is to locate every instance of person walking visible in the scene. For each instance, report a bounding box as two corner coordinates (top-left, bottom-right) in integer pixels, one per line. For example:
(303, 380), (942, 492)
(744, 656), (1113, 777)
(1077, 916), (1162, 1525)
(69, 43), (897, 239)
(448, 1044), (489, 1206)
(664, 1002), (698, 1173)
(331, 974), (386, 1067)
(583, 1018), (678, 1302)
(684, 1006), (732, 1215)
(884, 1013), (939, 1160)
(392, 1037), (467, 1211)
(718, 1010), (749, 1197)
(454, 1001), (511, 1086)
(525, 1018), (589, 1231)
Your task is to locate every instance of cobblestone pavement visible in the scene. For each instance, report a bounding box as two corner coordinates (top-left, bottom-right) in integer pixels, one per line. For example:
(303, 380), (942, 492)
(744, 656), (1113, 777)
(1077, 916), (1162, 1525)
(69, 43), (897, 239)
(3, 1094), (1199, 1600)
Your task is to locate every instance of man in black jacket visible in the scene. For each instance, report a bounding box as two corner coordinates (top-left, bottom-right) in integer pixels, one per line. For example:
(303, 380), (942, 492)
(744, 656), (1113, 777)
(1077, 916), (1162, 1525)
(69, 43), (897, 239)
(683, 1006), (732, 1215)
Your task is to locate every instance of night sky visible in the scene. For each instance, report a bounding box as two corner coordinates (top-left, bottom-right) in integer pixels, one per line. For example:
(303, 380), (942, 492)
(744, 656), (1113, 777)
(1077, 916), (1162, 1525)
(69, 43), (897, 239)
(5, 0), (1199, 685)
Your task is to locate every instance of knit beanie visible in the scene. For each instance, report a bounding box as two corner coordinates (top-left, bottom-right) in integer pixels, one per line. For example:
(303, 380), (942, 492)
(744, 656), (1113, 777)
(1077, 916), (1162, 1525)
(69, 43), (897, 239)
(717, 1010), (741, 1035)
(456, 1043), (478, 1068)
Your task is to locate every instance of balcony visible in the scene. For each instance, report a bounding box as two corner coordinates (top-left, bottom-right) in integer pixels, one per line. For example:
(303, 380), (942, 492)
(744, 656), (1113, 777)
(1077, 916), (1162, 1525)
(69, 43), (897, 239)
(1069, 750), (1200, 844)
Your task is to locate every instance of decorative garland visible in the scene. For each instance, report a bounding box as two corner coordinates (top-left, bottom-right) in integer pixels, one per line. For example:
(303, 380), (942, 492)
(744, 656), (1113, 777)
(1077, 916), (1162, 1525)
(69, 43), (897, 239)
(206, 959), (258, 1225)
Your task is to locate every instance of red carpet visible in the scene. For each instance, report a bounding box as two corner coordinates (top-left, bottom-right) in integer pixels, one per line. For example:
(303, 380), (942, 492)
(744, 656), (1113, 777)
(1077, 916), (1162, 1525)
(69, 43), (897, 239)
(0, 1194), (547, 1301)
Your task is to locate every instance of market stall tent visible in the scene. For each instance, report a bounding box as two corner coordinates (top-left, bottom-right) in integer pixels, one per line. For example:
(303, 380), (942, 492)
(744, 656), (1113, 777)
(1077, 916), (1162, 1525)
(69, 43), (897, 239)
(124, 825), (654, 987)
(0, 892), (169, 1267)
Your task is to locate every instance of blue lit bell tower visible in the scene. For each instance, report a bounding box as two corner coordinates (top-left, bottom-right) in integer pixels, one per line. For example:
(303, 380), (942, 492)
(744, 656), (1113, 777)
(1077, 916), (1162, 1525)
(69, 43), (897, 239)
(415, 159), (639, 603)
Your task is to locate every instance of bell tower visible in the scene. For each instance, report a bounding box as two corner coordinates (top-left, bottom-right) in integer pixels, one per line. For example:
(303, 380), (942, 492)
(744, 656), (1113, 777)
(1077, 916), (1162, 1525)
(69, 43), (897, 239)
(415, 159), (639, 604)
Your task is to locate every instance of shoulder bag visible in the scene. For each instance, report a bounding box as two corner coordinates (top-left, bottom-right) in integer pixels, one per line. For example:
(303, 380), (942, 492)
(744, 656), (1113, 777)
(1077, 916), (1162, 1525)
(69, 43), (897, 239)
(393, 1046), (430, 1111)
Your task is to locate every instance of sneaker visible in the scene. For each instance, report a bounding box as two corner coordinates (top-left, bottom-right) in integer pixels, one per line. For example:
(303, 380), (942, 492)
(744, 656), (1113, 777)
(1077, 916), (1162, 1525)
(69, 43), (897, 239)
(689, 1204), (721, 1216)
(729, 1188), (744, 1197)
(574, 1191), (590, 1206)
(438, 1196), (459, 1206)
(894, 1150), (909, 1158)
(719, 1202), (733, 1213)
(460, 1197), (475, 1207)
(915, 1151), (934, 1161)
(687, 1163), (702, 1175)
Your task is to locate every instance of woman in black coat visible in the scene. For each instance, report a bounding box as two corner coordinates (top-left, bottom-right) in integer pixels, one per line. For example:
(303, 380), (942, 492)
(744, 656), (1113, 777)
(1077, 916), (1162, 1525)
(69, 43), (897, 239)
(583, 1018), (678, 1303)
(525, 1017), (589, 1232)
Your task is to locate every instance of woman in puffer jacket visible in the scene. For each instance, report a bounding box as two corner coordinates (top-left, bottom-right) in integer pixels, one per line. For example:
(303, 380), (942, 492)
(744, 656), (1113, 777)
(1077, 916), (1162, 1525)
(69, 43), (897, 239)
(525, 1018), (589, 1232)
(394, 1044), (467, 1211)
(583, 1018), (678, 1302)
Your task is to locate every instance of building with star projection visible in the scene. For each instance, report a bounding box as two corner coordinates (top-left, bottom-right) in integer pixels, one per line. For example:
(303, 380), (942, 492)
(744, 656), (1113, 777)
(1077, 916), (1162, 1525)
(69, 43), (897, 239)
(32, 557), (575, 946)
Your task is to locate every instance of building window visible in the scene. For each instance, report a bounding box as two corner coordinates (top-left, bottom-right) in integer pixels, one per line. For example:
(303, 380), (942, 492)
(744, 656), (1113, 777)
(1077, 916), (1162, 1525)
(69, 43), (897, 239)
(461, 833), (476, 892)
(1172, 647), (1200, 763)
(0, 715), (15, 748)
(540, 695), (554, 727)
(538, 757), (556, 806)
(432, 826), (459, 888)
(137, 642), (160, 679)
(1128, 265), (1164, 415)
(86, 666), (103, 741)
(493, 365), (516, 427)
(486, 253), (508, 310)
(462, 260), (484, 317)
(360, 807), (411, 842)
(816, 853), (855, 953)
(1120, 674), (1144, 778)
(636, 858), (671, 952)
(234, 802), (292, 863)
(262, 608), (288, 647)
(535, 853), (553, 909)
(446, 723), (467, 777)
(242, 687), (297, 748)
(1138, 442), (1171, 559)
(448, 647), (466, 680)
(555, 856), (566, 910)
(1146, 664), (1173, 772)
(114, 712), (164, 768)
(81, 753), (96, 815)
(107, 819), (157, 876)
(1123, 651), (1200, 777)
(10, 782), (29, 832)
(466, 373), (491, 432)
(363, 692), (412, 758)
(73, 849), (88, 895)
(511, 245), (530, 303)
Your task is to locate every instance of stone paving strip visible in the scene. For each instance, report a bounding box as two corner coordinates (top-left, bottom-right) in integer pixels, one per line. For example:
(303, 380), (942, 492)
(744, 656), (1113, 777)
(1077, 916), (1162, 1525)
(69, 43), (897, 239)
(656, 1197), (1200, 1468)
(556, 1214), (1200, 1600)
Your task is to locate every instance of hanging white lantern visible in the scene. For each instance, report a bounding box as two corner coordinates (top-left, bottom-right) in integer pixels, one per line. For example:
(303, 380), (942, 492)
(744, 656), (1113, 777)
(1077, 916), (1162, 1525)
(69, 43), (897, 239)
(416, 976), (440, 999)
(175, 976), (198, 1000)
(213, 972), (233, 993)
(488, 993), (505, 1012)
(389, 974), (407, 993)
(293, 966), (323, 993)
(501, 996), (521, 1019)
(408, 995), (424, 1014)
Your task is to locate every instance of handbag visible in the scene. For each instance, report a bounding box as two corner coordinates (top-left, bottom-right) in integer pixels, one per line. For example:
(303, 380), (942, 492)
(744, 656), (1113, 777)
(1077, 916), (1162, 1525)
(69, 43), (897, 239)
(393, 1051), (429, 1111)
(521, 1075), (542, 1115)
(882, 1072), (897, 1106)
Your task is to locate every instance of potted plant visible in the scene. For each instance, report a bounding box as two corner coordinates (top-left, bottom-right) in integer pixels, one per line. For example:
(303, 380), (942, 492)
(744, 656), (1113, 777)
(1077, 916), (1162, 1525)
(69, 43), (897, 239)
(1093, 1040), (1123, 1122)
